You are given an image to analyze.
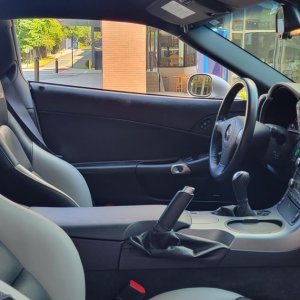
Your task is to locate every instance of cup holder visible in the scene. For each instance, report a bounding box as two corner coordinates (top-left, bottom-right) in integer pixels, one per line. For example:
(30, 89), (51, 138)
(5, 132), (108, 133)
(227, 219), (283, 234)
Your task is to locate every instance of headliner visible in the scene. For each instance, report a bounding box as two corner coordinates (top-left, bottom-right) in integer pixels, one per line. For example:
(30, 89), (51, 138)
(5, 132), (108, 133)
(0, 0), (268, 35)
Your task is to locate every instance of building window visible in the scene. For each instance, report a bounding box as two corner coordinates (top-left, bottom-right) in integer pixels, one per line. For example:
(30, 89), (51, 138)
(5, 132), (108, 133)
(184, 44), (196, 67)
(147, 27), (158, 71)
(232, 32), (243, 47)
(156, 30), (196, 68)
(232, 10), (244, 31)
(245, 4), (275, 30)
(158, 30), (184, 67)
(244, 32), (276, 63)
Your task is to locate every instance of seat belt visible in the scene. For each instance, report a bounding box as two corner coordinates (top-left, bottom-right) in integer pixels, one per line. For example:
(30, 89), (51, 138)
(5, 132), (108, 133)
(1, 76), (50, 152)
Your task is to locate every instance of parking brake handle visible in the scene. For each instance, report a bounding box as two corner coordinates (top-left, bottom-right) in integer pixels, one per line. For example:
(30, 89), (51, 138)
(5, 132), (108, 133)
(128, 185), (229, 258)
(153, 186), (195, 232)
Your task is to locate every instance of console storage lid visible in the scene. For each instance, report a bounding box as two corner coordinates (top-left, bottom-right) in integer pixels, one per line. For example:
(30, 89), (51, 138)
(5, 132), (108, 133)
(32, 205), (191, 240)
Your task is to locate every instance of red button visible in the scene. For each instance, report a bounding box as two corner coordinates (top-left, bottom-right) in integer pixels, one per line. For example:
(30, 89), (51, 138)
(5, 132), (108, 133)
(129, 280), (146, 294)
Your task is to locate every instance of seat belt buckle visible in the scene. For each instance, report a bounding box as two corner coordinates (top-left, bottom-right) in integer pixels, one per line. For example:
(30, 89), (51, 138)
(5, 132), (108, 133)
(115, 280), (146, 300)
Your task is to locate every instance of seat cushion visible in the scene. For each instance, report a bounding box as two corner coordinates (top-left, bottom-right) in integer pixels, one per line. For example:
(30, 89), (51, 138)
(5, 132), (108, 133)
(0, 195), (85, 300)
(150, 287), (246, 300)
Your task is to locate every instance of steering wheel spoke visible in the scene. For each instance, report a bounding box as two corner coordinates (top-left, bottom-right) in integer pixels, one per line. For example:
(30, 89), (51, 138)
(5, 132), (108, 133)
(215, 119), (228, 135)
(236, 129), (243, 145)
(219, 150), (229, 169)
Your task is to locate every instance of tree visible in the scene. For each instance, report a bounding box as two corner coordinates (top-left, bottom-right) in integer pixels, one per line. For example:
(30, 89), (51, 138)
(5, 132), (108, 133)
(15, 19), (65, 58)
(63, 25), (91, 46)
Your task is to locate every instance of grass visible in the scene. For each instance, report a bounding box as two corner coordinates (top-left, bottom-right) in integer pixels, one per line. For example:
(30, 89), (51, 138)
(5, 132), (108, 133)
(39, 56), (55, 67)
(79, 45), (91, 50)
(21, 55), (55, 69)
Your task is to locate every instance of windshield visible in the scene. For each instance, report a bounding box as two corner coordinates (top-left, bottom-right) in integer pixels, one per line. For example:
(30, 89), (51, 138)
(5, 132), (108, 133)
(207, 1), (300, 83)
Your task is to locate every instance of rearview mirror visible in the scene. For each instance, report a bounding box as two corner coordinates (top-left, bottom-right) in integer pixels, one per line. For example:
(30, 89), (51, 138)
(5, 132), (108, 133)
(276, 5), (300, 39)
(188, 74), (230, 99)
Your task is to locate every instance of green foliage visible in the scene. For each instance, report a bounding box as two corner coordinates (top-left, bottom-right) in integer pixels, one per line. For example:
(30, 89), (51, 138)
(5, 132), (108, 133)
(238, 90), (248, 100)
(63, 25), (91, 45)
(94, 31), (102, 41)
(15, 19), (65, 57)
(15, 19), (92, 58)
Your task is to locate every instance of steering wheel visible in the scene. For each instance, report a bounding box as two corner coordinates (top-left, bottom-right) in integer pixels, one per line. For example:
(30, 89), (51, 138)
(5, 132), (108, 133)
(209, 78), (258, 181)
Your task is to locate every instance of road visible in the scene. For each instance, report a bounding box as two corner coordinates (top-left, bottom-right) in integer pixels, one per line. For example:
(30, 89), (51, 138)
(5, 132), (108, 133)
(23, 69), (102, 89)
(41, 49), (92, 70)
(23, 49), (103, 89)
(21, 49), (188, 96)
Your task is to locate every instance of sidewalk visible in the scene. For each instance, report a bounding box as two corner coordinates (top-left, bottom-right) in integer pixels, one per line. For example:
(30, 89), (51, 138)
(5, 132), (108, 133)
(21, 49), (89, 71)
(44, 69), (102, 88)
(23, 68), (103, 89)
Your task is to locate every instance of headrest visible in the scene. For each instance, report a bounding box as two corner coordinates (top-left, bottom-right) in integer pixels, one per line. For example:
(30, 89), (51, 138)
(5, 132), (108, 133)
(0, 84), (8, 126)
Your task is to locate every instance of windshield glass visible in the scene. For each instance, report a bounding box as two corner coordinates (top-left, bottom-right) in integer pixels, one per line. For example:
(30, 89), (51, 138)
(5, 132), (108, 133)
(207, 1), (300, 83)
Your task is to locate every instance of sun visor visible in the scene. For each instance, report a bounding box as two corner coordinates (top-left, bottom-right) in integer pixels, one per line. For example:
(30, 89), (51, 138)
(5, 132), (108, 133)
(147, 0), (231, 26)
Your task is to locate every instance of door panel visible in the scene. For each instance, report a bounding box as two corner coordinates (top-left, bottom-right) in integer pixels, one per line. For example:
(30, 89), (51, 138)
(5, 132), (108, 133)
(31, 82), (245, 209)
(35, 112), (209, 163)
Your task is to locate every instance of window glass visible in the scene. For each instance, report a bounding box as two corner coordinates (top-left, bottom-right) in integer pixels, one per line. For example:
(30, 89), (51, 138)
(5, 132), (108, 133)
(147, 27), (158, 72)
(15, 19), (232, 97)
(276, 38), (300, 82)
(231, 33), (243, 47)
(245, 4), (275, 30)
(244, 32), (276, 63)
(232, 11), (244, 31)
(158, 30), (184, 67)
(185, 45), (197, 67)
(15, 19), (101, 88)
(207, 1), (300, 83)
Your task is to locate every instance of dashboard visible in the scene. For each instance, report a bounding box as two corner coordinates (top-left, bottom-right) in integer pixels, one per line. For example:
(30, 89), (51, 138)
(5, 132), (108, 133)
(259, 84), (298, 130)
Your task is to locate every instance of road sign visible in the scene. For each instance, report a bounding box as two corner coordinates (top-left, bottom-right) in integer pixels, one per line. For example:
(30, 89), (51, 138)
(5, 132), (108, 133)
(73, 38), (79, 49)
(25, 47), (30, 54)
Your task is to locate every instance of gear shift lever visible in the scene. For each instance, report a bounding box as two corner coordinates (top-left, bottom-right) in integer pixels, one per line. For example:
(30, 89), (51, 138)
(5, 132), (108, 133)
(232, 171), (256, 217)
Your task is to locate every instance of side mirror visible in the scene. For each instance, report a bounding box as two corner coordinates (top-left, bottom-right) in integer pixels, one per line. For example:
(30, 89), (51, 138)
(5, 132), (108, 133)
(276, 5), (300, 39)
(188, 74), (230, 99)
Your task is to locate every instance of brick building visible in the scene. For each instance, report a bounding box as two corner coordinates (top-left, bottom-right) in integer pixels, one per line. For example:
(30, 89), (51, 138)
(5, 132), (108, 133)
(101, 21), (199, 94)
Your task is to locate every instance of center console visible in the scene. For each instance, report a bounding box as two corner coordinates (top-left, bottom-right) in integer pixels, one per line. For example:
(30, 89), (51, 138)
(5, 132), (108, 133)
(278, 157), (300, 225)
(31, 158), (300, 273)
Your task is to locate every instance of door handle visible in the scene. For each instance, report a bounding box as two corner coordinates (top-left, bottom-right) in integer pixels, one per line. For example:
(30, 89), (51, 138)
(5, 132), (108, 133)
(171, 163), (192, 175)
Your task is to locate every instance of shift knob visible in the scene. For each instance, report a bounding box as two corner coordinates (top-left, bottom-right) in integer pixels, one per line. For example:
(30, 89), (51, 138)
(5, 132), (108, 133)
(232, 171), (256, 217)
(232, 171), (250, 204)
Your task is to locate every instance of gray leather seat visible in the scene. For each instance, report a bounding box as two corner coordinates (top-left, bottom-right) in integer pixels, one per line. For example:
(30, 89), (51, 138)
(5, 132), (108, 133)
(0, 95), (93, 207)
(150, 287), (246, 300)
(0, 194), (247, 300)
(0, 194), (85, 300)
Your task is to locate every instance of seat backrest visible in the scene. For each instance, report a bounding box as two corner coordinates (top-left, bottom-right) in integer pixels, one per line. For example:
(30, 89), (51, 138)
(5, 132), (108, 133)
(0, 194), (85, 300)
(0, 91), (93, 207)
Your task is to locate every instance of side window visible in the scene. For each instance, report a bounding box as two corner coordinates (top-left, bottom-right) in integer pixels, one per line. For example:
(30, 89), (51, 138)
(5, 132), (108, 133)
(15, 19), (235, 98)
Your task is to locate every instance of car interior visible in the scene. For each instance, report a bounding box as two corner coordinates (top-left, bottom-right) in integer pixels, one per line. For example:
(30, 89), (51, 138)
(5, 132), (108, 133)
(0, 0), (299, 299)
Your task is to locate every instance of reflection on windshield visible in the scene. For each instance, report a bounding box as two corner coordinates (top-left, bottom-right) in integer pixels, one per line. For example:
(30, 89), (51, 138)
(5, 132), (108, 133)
(207, 1), (300, 83)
